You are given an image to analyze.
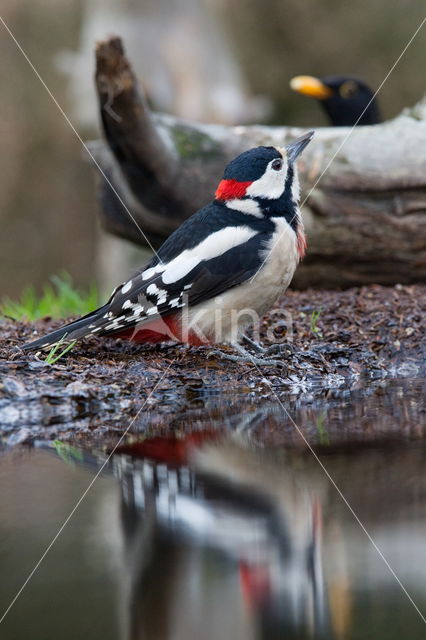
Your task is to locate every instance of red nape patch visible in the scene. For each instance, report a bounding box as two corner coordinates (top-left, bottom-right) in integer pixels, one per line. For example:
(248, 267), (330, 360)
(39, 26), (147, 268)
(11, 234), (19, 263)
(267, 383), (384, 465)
(215, 179), (252, 201)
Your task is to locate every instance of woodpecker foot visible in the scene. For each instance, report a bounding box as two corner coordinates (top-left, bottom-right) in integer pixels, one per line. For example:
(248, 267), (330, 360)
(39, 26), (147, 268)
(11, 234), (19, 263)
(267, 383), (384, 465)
(263, 342), (295, 358)
(208, 343), (286, 368)
(241, 335), (294, 359)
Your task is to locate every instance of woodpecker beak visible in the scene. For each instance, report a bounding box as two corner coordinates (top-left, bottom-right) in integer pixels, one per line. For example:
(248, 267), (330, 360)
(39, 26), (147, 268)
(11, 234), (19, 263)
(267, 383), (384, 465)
(290, 75), (334, 100)
(286, 130), (314, 163)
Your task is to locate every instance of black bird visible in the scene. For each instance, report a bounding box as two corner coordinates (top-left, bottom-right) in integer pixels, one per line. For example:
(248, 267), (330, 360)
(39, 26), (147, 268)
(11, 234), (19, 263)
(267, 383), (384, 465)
(290, 75), (381, 126)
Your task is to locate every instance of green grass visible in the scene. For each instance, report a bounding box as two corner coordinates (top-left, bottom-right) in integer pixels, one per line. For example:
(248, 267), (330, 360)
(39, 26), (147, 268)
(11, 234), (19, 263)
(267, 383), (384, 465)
(0, 272), (99, 321)
(44, 336), (77, 364)
(310, 308), (323, 337)
(51, 440), (84, 466)
(315, 412), (330, 446)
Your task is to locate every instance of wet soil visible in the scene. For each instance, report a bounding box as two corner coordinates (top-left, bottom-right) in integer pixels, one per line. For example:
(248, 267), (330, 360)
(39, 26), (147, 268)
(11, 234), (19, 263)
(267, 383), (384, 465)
(0, 284), (424, 447)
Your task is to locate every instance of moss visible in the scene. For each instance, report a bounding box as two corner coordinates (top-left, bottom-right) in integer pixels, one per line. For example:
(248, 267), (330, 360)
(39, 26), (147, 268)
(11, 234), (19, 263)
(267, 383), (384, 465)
(171, 125), (222, 160)
(334, 149), (353, 166)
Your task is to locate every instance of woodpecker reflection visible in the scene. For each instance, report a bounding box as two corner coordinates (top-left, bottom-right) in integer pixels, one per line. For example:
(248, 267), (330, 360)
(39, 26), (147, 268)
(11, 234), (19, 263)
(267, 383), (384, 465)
(113, 432), (333, 640)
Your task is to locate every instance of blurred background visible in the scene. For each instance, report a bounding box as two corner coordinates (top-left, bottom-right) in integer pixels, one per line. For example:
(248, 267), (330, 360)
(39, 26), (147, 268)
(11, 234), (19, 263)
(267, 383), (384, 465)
(1, 0), (425, 298)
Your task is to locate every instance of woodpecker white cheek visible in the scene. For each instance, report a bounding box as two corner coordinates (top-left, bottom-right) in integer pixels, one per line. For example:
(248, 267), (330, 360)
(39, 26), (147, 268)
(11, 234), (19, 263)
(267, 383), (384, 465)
(245, 159), (287, 200)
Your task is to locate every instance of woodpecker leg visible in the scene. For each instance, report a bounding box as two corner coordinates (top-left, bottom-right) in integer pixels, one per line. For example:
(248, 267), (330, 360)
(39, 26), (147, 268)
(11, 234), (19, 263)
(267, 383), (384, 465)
(241, 334), (266, 353)
(235, 343), (287, 367)
(208, 343), (285, 368)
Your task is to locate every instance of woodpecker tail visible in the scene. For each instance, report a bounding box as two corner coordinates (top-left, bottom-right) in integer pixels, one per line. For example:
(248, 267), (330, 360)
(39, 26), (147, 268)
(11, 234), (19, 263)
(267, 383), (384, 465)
(22, 304), (110, 352)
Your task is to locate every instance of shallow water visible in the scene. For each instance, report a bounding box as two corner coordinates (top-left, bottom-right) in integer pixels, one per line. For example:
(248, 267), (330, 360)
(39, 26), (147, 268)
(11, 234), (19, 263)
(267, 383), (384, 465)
(0, 380), (425, 639)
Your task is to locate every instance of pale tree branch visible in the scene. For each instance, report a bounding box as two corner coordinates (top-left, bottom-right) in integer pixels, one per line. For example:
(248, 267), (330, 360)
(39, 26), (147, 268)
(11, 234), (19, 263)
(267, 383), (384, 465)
(89, 36), (426, 287)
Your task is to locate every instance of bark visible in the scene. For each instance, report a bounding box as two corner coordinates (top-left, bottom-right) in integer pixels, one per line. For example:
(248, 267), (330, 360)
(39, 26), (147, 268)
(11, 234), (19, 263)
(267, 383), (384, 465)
(90, 36), (426, 288)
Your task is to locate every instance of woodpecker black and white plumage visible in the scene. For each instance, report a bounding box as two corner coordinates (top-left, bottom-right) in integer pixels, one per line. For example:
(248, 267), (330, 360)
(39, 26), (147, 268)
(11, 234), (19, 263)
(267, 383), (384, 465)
(290, 75), (381, 126)
(23, 131), (314, 353)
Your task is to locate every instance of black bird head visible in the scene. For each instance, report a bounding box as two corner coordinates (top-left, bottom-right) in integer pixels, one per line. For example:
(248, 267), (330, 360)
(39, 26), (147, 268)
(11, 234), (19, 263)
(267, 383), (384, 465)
(215, 131), (314, 205)
(214, 131), (313, 238)
(290, 75), (381, 126)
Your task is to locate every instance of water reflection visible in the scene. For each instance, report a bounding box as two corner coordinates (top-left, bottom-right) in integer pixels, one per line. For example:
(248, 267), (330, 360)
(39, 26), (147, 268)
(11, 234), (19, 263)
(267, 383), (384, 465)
(1, 418), (425, 638)
(2, 376), (424, 449)
(110, 434), (426, 639)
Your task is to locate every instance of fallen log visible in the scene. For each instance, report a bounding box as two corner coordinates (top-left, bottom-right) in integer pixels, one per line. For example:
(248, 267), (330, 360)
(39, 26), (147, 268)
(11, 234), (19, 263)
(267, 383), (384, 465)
(89, 36), (426, 288)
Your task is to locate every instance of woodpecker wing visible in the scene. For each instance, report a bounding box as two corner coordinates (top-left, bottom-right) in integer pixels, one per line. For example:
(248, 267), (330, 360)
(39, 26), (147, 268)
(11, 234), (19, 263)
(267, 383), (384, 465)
(23, 203), (273, 351)
(163, 233), (267, 307)
(23, 235), (269, 350)
(93, 231), (268, 335)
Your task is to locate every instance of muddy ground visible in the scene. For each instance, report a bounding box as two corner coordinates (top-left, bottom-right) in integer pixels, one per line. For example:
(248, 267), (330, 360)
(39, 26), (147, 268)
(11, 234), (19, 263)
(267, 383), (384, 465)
(0, 284), (424, 448)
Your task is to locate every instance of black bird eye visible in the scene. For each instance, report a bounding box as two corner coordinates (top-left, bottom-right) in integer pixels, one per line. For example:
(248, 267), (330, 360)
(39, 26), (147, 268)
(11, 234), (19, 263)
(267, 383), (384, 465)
(271, 159), (282, 171)
(339, 81), (358, 99)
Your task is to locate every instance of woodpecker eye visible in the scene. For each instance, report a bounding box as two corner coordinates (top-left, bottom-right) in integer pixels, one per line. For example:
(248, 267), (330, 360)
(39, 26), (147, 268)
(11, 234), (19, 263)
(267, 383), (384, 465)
(339, 81), (358, 99)
(271, 159), (282, 171)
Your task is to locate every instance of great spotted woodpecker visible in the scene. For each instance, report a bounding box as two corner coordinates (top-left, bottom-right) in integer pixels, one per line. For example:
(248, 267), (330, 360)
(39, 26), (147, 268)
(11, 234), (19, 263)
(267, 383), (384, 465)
(290, 75), (381, 126)
(23, 131), (313, 353)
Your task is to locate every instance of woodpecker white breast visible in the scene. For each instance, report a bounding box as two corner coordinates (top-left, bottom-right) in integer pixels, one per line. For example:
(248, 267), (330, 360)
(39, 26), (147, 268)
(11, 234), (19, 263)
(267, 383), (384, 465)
(23, 131), (314, 351)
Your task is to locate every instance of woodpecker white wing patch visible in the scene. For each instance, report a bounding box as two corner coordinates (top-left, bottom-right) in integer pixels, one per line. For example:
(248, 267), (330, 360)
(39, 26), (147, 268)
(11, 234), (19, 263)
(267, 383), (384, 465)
(121, 280), (132, 294)
(161, 226), (257, 285)
(146, 283), (160, 295)
(146, 306), (158, 316)
(142, 264), (166, 280)
(145, 284), (168, 306)
(162, 256), (200, 284)
(132, 304), (145, 315)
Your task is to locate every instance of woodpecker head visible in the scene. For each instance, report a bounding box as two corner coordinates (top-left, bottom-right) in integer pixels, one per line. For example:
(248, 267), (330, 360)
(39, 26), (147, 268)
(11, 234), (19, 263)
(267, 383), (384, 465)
(290, 75), (380, 126)
(215, 131), (314, 224)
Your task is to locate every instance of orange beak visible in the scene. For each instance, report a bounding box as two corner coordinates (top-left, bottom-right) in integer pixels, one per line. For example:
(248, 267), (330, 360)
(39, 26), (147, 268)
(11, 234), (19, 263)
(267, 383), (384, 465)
(290, 75), (334, 100)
